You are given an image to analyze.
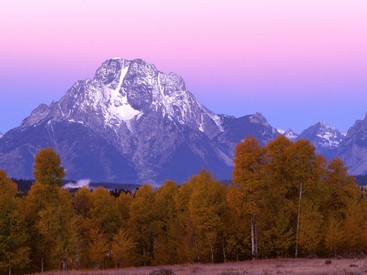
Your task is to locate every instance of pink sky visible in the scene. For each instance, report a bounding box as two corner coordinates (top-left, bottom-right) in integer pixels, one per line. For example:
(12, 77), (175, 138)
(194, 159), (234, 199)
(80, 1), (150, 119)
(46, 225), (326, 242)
(0, 0), (366, 133)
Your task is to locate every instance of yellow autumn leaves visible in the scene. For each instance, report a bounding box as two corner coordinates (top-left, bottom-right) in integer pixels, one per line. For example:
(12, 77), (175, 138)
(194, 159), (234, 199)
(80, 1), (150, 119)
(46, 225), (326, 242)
(0, 136), (366, 273)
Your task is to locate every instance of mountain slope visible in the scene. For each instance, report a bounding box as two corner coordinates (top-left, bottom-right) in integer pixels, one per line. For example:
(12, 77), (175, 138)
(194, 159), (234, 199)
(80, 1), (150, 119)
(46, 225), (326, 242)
(0, 57), (278, 183)
(337, 113), (367, 175)
(297, 122), (342, 159)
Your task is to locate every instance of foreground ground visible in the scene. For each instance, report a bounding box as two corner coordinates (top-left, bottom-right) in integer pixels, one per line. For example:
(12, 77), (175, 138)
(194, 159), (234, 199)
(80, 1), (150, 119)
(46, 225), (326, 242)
(35, 258), (367, 274)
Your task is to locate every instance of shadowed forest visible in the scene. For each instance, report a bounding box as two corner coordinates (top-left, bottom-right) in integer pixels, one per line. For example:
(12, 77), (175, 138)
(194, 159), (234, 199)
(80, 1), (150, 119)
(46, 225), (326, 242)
(1, 136), (367, 274)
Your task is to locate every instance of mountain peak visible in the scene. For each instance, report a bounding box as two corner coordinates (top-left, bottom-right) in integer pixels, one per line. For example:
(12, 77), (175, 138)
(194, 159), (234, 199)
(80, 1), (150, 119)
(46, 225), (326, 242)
(298, 121), (342, 155)
(285, 129), (298, 141)
(4, 56), (272, 183)
(317, 122), (337, 131)
(249, 112), (268, 124)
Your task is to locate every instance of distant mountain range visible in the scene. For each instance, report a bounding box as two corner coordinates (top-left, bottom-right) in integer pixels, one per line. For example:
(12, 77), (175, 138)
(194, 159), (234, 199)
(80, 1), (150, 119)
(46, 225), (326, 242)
(0, 57), (366, 183)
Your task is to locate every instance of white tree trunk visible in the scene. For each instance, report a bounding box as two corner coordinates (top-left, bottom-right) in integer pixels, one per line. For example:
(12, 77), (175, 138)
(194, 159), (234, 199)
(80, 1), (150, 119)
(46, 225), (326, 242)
(295, 181), (303, 258)
(251, 215), (257, 260)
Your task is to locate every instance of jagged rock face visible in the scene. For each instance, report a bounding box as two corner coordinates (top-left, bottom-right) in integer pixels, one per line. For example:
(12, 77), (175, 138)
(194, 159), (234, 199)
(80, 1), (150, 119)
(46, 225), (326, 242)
(215, 113), (279, 162)
(297, 122), (343, 159)
(338, 114), (367, 175)
(0, 58), (278, 183)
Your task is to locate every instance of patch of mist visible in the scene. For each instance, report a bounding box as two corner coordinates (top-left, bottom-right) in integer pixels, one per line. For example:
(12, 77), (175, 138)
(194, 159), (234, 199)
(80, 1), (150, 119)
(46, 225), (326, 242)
(63, 179), (91, 189)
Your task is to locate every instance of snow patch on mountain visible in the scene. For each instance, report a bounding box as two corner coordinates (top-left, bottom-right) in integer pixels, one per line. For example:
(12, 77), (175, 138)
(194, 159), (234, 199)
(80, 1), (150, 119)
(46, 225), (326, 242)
(284, 129), (298, 141)
(107, 66), (141, 122)
(316, 122), (342, 147)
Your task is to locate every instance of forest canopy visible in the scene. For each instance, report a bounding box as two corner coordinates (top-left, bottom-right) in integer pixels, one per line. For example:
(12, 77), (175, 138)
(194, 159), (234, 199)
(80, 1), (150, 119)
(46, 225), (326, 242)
(0, 138), (366, 274)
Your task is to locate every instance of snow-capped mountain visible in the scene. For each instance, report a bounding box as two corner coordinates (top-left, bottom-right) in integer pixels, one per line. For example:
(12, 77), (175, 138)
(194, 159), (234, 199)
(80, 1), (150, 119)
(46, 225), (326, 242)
(0, 132), (3, 139)
(3, 57), (367, 180)
(297, 122), (342, 159)
(0, 58), (278, 183)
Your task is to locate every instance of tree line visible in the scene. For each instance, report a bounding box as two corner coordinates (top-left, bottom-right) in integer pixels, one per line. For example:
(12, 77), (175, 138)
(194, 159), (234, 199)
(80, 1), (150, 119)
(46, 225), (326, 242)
(0, 136), (366, 274)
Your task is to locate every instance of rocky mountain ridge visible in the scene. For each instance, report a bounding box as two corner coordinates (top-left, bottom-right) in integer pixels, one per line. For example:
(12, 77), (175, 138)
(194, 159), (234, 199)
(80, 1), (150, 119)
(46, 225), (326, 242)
(0, 57), (367, 182)
(0, 58), (278, 183)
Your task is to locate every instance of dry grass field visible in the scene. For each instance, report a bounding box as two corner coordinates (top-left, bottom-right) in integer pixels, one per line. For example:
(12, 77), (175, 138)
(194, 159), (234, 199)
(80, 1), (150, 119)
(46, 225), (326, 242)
(35, 258), (367, 275)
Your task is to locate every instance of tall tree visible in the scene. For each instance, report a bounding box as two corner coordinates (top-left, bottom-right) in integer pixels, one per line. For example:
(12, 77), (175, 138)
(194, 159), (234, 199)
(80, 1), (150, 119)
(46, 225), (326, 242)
(111, 229), (135, 268)
(33, 147), (65, 186)
(72, 187), (93, 269)
(25, 148), (76, 272)
(89, 187), (120, 268)
(153, 180), (181, 265)
(285, 139), (318, 257)
(188, 169), (226, 263)
(232, 137), (266, 259)
(225, 185), (251, 261)
(36, 188), (77, 270)
(175, 182), (196, 263)
(0, 170), (30, 275)
(88, 227), (109, 269)
(128, 184), (158, 266)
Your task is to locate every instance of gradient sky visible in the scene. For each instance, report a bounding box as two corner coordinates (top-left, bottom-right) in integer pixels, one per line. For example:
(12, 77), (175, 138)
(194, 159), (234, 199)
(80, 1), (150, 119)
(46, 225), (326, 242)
(0, 0), (366, 134)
